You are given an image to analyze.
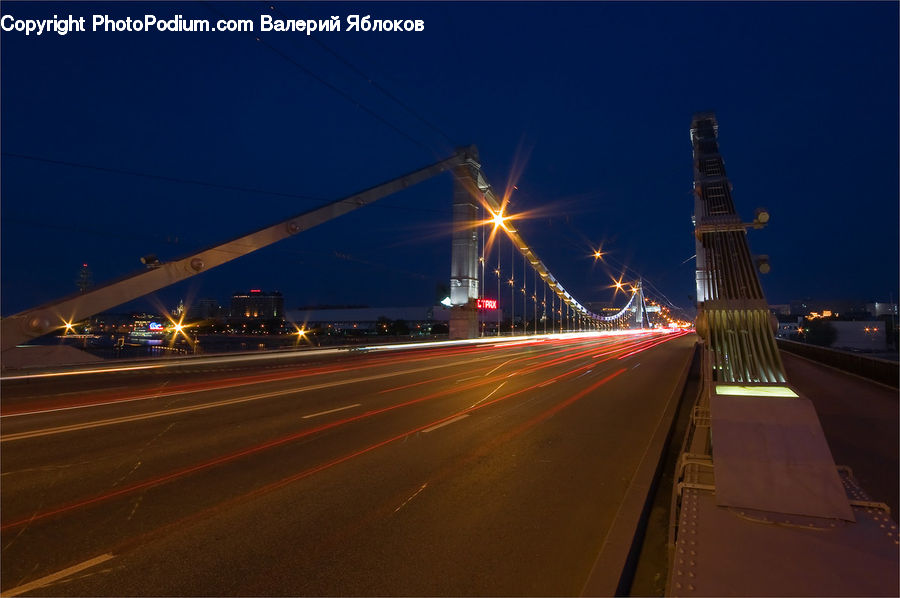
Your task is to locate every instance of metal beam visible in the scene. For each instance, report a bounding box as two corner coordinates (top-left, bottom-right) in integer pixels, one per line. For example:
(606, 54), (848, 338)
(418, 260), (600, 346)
(1, 148), (475, 353)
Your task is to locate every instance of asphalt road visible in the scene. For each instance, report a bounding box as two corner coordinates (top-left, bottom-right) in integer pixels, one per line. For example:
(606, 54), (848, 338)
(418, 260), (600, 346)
(1, 331), (695, 596)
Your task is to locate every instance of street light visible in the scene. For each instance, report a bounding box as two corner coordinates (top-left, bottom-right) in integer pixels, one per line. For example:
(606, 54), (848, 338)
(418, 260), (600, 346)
(490, 208), (509, 231)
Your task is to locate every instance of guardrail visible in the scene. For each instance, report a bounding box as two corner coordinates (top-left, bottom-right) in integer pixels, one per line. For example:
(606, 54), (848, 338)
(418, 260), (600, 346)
(776, 338), (899, 388)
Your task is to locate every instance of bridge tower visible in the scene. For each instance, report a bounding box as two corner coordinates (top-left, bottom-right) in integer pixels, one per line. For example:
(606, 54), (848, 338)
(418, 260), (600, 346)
(633, 280), (646, 329)
(448, 148), (481, 339)
(661, 112), (900, 597)
(691, 112), (784, 382)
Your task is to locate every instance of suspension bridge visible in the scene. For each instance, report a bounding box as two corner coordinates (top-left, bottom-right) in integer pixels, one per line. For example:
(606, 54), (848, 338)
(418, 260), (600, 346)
(0, 114), (894, 598)
(0, 142), (674, 361)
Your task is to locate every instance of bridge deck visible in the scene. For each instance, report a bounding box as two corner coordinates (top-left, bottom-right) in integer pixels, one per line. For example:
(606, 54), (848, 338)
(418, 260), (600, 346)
(670, 478), (897, 597)
(667, 350), (899, 596)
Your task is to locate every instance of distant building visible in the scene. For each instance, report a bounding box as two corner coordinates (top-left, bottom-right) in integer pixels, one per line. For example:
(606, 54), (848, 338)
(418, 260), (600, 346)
(789, 300), (812, 316)
(230, 290), (284, 321)
(769, 304), (791, 316)
(76, 263), (93, 293)
(130, 314), (167, 342)
(787, 299), (896, 319)
(88, 312), (165, 336)
(866, 302), (898, 318)
(775, 321), (800, 338)
(187, 298), (221, 321)
(286, 305), (502, 335)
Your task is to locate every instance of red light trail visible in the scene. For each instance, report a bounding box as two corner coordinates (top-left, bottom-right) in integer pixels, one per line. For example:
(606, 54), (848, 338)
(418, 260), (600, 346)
(0, 334), (666, 532)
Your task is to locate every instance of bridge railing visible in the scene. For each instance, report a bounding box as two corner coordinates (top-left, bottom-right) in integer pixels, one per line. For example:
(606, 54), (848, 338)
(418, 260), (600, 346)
(776, 338), (899, 388)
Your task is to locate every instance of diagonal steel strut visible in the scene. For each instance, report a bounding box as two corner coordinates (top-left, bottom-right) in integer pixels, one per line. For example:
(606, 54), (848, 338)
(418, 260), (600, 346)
(1, 147), (477, 353)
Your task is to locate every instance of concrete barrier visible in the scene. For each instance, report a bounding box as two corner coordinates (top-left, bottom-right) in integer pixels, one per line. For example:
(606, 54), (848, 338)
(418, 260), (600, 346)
(776, 339), (899, 388)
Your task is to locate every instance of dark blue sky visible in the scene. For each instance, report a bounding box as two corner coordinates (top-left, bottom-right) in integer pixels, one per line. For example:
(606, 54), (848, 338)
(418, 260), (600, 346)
(2, 1), (897, 318)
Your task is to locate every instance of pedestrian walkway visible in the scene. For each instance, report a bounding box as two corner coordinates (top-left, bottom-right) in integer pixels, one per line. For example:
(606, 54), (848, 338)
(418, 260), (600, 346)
(781, 351), (898, 518)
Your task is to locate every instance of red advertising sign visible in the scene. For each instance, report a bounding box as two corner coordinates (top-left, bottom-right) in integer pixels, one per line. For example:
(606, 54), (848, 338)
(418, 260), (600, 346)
(477, 298), (498, 310)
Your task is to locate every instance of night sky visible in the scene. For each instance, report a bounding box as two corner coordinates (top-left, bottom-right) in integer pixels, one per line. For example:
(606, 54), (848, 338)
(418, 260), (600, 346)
(2, 1), (897, 320)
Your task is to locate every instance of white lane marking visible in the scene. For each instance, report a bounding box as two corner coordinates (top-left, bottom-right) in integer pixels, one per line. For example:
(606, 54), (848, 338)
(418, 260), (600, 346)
(301, 403), (361, 419)
(1, 365), (159, 380)
(3, 382), (224, 418)
(455, 375), (481, 383)
(0, 334), (543, 382)
(2, 381), (264, 419)
(394, 482), (428, 513)
(469, 381), (506, 409)
(1, 330), (641, 381)
(421, 414), (469, 434)
(484, 358), (516, 377)
(2, 362), (480, 443)
(575, 369), (593, 379)
(538, 380), (557, 388)
(0, 346), (364, 381)
(2, 354), (495, 423)
(0, 553), (114, 597)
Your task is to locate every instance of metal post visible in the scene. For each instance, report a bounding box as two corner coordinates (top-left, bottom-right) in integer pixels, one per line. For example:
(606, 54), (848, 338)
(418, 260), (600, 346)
(497, 238), (502, 337)
(522, 252), (527, 335)
(510, 240), (515, 335)
(479, 206), (485, 337)
(553, 293), (557, 333)
(543, 281), (547, 334)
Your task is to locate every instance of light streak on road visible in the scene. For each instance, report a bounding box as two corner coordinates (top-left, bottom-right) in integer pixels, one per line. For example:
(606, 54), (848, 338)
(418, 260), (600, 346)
(0, 330), (652, 382)
(0, 553), (115, 597)
(616, 330), (691, 359)
(2, 331), (663, 418)
(3, 334), (653, 443)
(0, 333), (669, 532)
(301, 404), (361, 419)
(469, 381), (507, 409)
(0, 327), (699, 597)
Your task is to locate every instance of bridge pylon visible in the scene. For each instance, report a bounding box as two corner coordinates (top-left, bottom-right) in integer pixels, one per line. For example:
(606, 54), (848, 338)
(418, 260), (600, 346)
(449, 147), (481, 339)
(633, 279), (646, 329)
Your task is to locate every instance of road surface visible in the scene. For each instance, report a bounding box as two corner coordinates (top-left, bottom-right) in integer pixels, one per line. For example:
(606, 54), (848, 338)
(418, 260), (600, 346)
(1, 331), (695, 596)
